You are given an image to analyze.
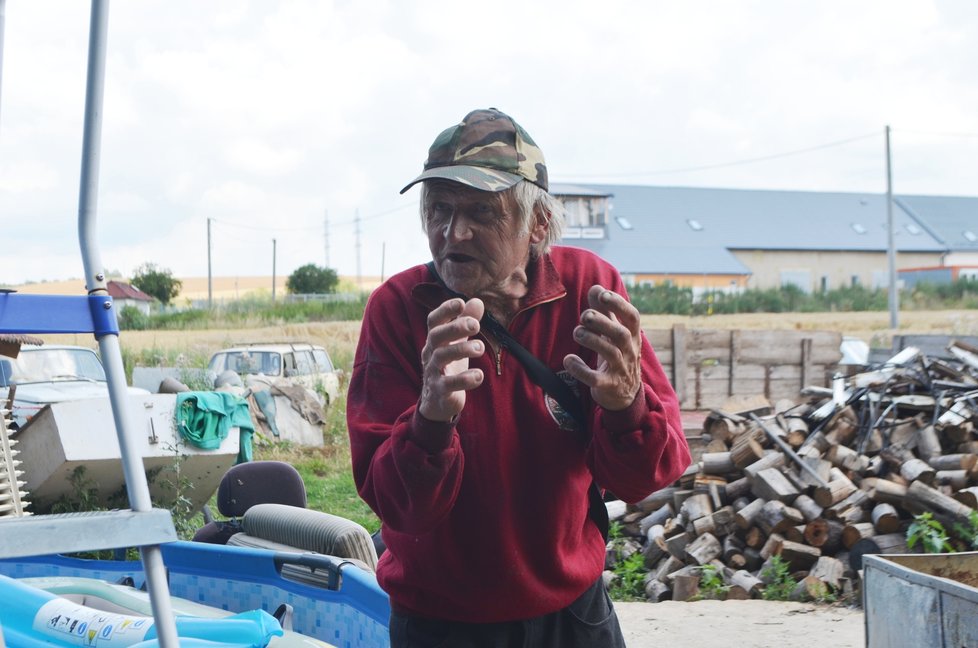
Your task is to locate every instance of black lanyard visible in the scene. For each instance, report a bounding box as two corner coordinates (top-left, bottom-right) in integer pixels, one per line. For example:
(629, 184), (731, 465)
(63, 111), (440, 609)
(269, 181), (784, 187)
(424, 262), (609, 540)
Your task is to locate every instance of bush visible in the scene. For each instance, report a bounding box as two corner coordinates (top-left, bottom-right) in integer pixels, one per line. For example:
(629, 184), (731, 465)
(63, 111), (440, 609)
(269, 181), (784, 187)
(118, 305), (149, 330)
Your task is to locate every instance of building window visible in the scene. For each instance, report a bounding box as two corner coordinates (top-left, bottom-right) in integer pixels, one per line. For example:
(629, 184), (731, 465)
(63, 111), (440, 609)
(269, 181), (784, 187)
(559, 196), (608, 228)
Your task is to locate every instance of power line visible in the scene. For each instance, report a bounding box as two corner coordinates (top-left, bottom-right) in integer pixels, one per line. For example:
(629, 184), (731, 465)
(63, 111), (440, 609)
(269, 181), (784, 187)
(560, 131), (881, 179)
(892, 128), (978, 139)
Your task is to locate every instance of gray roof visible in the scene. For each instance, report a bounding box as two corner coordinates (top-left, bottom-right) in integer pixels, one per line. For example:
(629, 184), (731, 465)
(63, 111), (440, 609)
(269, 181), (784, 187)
(552, 184), (960, 275)
(894, 195), (978, 251)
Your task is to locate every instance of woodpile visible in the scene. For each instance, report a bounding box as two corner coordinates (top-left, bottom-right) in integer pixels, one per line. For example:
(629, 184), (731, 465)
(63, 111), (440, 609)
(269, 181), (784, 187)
(604, 339), (978, 603)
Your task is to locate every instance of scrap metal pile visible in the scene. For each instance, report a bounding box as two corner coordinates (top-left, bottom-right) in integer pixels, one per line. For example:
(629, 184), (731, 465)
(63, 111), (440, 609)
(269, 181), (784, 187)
(606, 338), (978, 602)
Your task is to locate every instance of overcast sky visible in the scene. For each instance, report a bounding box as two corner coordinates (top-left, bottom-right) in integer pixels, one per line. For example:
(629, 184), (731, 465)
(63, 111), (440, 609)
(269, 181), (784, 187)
(2, 0), (977, 287)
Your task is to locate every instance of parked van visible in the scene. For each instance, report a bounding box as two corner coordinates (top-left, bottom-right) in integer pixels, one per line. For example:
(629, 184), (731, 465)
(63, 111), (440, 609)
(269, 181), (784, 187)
(207, 342), (341, 406)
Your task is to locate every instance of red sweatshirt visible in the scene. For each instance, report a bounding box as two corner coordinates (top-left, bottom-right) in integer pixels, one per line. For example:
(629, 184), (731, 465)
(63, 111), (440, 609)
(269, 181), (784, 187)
(347, 246), (690, 623)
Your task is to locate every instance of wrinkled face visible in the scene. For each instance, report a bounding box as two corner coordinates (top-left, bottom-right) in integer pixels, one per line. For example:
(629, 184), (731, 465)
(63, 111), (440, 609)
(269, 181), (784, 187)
(424, 180), (542, 299)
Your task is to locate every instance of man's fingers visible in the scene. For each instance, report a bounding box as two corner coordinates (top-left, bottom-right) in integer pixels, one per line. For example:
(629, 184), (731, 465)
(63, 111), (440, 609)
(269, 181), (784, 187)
(587, 285), (641, 334)
(429, 339), (485, 371)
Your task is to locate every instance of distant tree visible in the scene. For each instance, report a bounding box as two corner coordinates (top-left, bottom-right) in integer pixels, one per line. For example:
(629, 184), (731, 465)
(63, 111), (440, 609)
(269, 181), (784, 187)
(287, 264), (338, 295)
(131, 263), (182, 305)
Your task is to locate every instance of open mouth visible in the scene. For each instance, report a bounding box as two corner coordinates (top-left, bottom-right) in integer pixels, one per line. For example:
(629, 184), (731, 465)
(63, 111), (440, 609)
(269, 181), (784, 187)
(446, 253), (476, 264)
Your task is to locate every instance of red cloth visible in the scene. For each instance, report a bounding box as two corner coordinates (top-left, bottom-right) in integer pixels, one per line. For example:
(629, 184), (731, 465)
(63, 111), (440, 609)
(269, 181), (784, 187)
(347, 246), (690, 623)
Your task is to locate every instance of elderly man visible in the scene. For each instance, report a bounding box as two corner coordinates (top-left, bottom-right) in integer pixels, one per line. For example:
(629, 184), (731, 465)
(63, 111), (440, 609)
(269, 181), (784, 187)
(348, 108), (690, 647)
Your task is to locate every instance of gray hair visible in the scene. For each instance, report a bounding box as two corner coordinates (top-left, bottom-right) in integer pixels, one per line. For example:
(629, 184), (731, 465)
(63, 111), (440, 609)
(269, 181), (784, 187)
(419, 180), (565, 257)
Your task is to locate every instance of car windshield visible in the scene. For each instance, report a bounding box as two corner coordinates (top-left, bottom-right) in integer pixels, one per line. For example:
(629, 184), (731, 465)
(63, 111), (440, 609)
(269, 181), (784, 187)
(6, 348), (107, 384)
(211, 351), (281, 376)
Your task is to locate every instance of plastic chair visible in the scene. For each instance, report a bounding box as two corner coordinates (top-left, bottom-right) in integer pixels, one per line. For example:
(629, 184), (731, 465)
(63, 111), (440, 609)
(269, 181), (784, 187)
(192, 461), (307, 545)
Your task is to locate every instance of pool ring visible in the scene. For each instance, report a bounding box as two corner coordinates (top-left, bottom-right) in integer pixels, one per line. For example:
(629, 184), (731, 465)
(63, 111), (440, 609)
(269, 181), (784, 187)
(0, 573), (282, 648)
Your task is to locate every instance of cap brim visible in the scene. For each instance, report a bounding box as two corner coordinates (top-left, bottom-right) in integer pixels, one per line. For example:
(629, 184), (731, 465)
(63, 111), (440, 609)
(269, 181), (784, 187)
(399, 165), (524, 194)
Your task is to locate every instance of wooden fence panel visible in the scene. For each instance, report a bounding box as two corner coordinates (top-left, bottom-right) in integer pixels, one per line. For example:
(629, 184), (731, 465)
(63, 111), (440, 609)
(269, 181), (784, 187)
(645, 326), (842, 410)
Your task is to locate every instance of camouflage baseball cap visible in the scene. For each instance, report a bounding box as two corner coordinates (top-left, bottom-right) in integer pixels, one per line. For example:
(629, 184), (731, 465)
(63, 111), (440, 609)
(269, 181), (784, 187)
(400, 108), (549, 194)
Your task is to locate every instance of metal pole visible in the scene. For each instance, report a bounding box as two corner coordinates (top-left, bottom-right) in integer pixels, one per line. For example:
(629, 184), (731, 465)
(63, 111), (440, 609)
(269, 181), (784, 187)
(272, 238), (277, 302)
(886, 125), (899, 329)
(76, 2), (179, 644)
(207, 218), (213, 308)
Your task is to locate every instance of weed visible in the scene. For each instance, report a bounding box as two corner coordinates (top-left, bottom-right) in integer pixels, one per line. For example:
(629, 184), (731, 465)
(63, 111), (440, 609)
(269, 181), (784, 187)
(760, 555), (797, 601)
(608, 551), (647, 601)
(695, 564), (730, 600)
(907, 512), (954, 553)
(952, 510), (978, 551)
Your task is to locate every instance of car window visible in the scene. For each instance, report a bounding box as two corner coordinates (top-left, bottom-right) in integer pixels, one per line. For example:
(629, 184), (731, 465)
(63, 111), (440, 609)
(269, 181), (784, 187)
(11, 348), (107, 383)
(283, 352), (298, 376)
(313, 349), (334, 373)
(294, 351), (315, 376)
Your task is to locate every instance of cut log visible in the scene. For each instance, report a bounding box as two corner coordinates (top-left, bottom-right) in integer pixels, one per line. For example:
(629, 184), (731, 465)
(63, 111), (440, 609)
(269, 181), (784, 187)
(702, 451), (737, 475)
(640, 503), (674, 536)
(643, 525), (668, 566)
(779, 539), (821, 571)
(804, 518), (844, 554)
(813, 475), (857, 508)
(790, 575), (832, 602)
(742, 452), (786, 481)
(635, 487), (680, 513)
(744, 526), (766, 549)
(954, 486), (978, 509)
(729, 569), (764, 597)
(671, 574), (700, 601)
(916, 425), (943, 460)
(730, 436), (766, 469)
(664, 532), (692, 560)
(652, 555), (685, 584)
(901, 458), (937, 486)
(824, 406), (858, 446)
(908, 479), (978, 525)
(796, 456), (832, 489)
(861, 477), (908, 506)
(724, 476), (751, 502)
(842, 522), (875, 549)
(735, 497), (767, 530)
(825, 444), (869, 473)
(793, 494), (824, 522)
(760, 533), (785, 560)
(809, 555), (845, 589)
(685, 532), (722, 565)
(871, 503), (902, 534)
(643, 574), (671, 602)
(756, 500), (804, 535)
(680, 493), (714, 522)
(723, 534), (746, 569)
(784, 524), (807, 544)
(826, 489), (871, 521)
(751, 467), (801, 504)
(936, 469), (969, 490)
(928, 453), (977, 473)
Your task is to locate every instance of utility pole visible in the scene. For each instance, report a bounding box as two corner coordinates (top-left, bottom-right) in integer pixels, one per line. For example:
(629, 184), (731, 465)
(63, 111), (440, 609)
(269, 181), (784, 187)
(324, 210), (330, 268)
(885, 125), (899, 329)
(355, 208), (362, 289)
(271, 238), (277, 303)
(206, 217), (212, 309)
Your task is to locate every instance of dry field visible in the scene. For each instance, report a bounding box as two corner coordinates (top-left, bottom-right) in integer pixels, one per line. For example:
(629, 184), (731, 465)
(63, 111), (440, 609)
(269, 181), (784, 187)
(14, 274), (977, 364)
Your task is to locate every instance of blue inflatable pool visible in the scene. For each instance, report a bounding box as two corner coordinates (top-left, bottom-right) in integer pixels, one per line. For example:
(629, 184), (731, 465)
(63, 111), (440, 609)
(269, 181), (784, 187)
(0, 541), (390, 648)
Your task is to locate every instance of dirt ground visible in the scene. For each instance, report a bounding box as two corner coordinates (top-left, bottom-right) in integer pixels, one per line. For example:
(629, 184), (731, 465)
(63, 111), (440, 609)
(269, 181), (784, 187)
(615, 600), (864, 648)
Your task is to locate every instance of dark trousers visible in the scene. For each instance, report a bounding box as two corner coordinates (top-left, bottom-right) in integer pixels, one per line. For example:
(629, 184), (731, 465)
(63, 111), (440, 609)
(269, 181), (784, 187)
(389, 577), (627, 648)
